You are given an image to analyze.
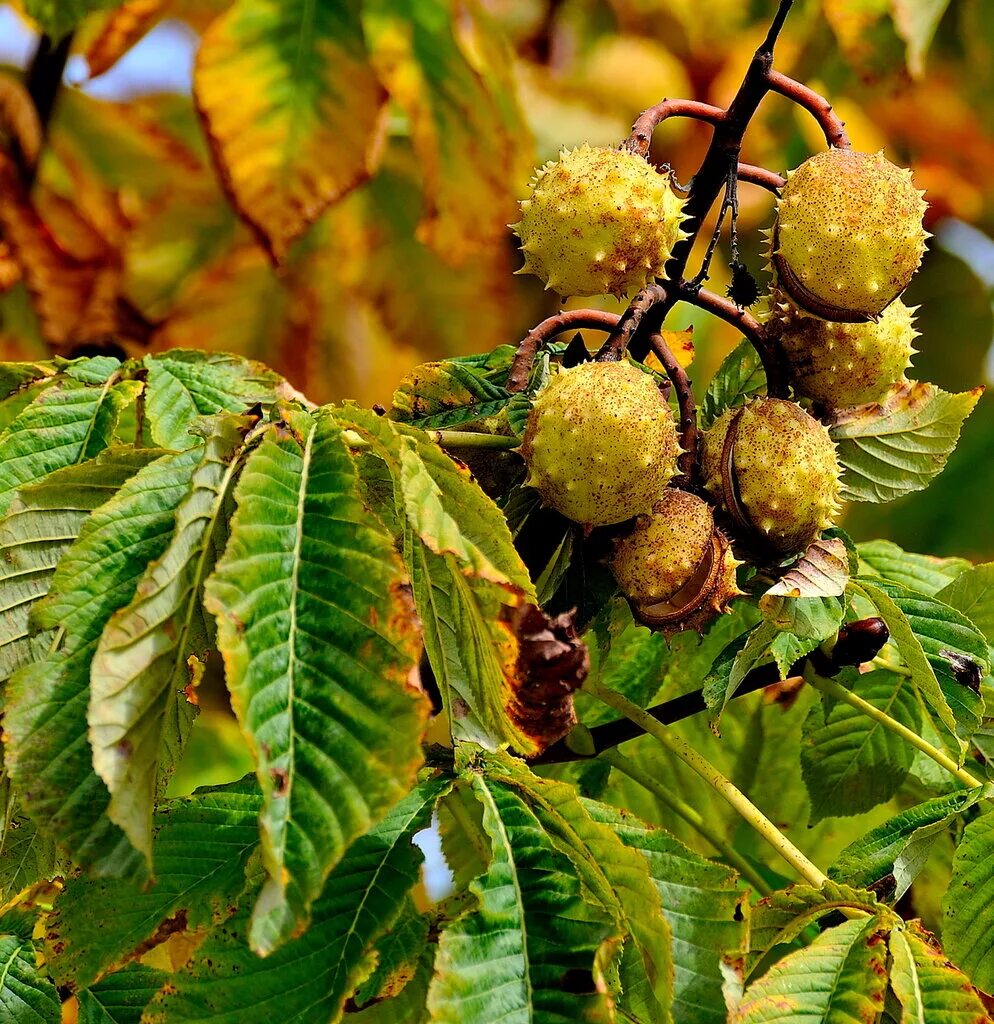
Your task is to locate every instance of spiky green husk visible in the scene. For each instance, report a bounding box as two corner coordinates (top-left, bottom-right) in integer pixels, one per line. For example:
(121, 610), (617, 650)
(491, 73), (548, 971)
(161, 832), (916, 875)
(521, 361), (680, 527)
(701, 398), (842, 556)
(772, 149), (928, 320)
(511, 144), (687, 298)
(770, 294), (917, 408)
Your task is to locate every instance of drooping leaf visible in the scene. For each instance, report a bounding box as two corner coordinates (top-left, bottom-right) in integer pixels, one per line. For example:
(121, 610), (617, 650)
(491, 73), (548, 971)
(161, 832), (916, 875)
(942, 808), (994, 992)
(89, 414), (256, 863)
(427, 771), (617, 1024)
(83, 0), (169, 80)
(890, 0), (953, 77)
(829, 785), (991, 898)
(0, 379), (142, 517)
(353, 896), (430, 1007)
(0, 446), (161, 680)
(3, 445), (202, 875)
(858, 539), (970, 597)
(76, 964), (168, 1024)
(828, 382), (983, 504)
(146, 777), (449, 1023)
(768, 631), (821, 678)
(143, 351), (285, 450)
(0, 933), (61, 1023)
(801, 669), (922, 822)
(938, 562), (994, 644)
(350, 947), (435, 1024)
(704, 621), (777, 730)
(730, 915), (888, 1023)
(195, 0), (386, 262)
(700, 340), (767, 431)
(45, 778), (261, 990)
(204, 409), (428, 954)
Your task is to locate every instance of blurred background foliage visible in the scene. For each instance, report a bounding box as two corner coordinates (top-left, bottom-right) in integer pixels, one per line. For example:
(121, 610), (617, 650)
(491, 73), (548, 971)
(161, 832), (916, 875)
(0, 0), (991, 564)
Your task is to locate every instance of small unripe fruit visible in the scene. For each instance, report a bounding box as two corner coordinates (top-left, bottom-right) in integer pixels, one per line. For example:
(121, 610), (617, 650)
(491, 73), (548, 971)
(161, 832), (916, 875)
(610, 489), (740, 632)
(511, 144), (687, 298)
(521, 361), (679, 527)
(701, 398), (842, 556)
(772, 149), (928, 321)
(772, 294), (917, 408)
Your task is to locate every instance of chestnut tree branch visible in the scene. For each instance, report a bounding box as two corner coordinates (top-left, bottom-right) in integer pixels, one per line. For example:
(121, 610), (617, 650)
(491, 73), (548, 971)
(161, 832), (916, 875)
(624, 99), (726, 158)
(737, 162), (786, 193)
(647, 331), (697, 486)
(17, 32), (72, 185)
(765, 69), (851, 150)
(506, 308), (620, 392)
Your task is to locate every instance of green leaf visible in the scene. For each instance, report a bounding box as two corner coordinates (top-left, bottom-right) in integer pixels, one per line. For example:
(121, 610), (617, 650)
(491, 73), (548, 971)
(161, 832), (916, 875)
(0, 933), (61, 1023)
(143, 351), (284, 451)
(760, 538), (849, 641)
(89, 415), (256, 863)
(426, 771), (617, 1024)
(801, 670), (921, 822)
(730, 916), (888, 1023)
(858, 539), (970, 597)
(195, 0), (387, 261)
(583, 798), (746, 1024)
(204, 410), (428, 954)
(350, 948), (435, 1024)
(353, 897), (430, 1006)
(0, 447), (161, 680)
(938, 562), (994, 644)
(146, 777), (449, 1023)
(22, 0), (123, 39)
(77, 965), (168, 1024)
(0, 379), (142, 517)
(890, 0), (952, 77)
(769, 631), (820, 678)
(889, 923), (990, 1024)
(3, 445), (203, 875)
(828, 382), (982, 504)
(942, 808), (994, 992)
(704, 622), (777, 730)
(700, 340), (766, 431)
(0, 807), (65, 903)
(829, 785), (991, 898)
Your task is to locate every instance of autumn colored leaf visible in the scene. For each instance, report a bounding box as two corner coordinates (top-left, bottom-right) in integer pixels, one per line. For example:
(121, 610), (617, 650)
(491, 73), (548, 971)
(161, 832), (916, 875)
(82, 0), (168, 80)
(194, 0), (387, 263)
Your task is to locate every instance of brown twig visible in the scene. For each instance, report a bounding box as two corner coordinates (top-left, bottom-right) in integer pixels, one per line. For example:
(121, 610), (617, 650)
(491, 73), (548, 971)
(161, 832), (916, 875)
(595, 284), (665, 363)
(506, 308), (620, 392)
(624, 99), (726, 158)
(18, 33), (73, 186)
(647, 331), (697, 486)
(764, 69), (851, 150)
(737, 162), (786, 193)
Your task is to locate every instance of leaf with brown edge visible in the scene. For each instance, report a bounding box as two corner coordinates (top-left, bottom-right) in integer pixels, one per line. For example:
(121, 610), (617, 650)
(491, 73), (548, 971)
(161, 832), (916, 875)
(765, 538), (850, 601)
(83, 0), (168, 80)
(194, 0), (387, 263)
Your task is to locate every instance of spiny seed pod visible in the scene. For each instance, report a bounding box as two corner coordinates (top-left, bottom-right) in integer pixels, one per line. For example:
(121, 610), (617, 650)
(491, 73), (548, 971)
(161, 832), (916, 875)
(770, 293), (918, 408)
(521, 361), (680, 527)
(610, 489), (741, 633)
(511, 144), (687, 298)
(771, 149), (928, 321)
(701, 398), (842, 556)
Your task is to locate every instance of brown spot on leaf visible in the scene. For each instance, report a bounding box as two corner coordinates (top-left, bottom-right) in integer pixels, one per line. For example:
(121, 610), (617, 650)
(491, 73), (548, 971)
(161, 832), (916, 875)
(270, 766), (289, 797)
(129, 909), (188, 961)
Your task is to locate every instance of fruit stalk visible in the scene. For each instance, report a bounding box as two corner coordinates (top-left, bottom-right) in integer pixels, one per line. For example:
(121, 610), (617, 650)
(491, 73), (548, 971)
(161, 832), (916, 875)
(646, 330), (698, 486)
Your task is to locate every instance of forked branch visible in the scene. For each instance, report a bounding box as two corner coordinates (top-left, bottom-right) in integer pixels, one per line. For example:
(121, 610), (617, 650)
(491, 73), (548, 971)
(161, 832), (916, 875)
(765, 69), (851, 150)
(506, 308), (620, 392)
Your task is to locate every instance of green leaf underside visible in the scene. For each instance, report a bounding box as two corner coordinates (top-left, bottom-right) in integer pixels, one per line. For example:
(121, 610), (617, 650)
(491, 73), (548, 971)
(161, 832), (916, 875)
(0, 447), (162, 681)
(46, 779), (260, 990)
(731, 916), (887, 1023)
(0, 380), (142, 517)
(3, 445), (203, 875)
(143, 352), (284, 451)
(427, 772), (617, 1024)
(858, 540), (970, 597)
(802, 670), (921, 822)
(0, 934), (61, 1023)
(942, 809), (994, 993)
(89, 414), (255, 864)
(145, 777), (449, 1023)
(204, 411), (427, 954)
(77, 965), (168, 1024)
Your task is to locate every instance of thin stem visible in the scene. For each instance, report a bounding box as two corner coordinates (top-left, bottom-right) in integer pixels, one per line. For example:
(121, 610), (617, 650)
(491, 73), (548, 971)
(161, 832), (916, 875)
(596, 284), (664, 362)
(625, 99), (726, 158)
(602, 747), (772, 895)
(758, 0), (796, 56)
(647, 330), (697, 486)
(506, 309), (620, 393)
(587, 679), (828, 886)
(19, 32), (73, 185)
(870, 655), (912, 678)
(764, 69), (851, 150)
(737, 162), (786, 193)
(809, 674), (983, 789)
(432, 431), (520, 450)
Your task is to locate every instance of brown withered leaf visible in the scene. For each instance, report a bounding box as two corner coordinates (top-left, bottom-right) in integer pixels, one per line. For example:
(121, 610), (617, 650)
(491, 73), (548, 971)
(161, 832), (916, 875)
(83, 0), (168, 80)
(0, 72), (41, 171)
(764, 537), (850, 602)
(503, 604), (589, 753)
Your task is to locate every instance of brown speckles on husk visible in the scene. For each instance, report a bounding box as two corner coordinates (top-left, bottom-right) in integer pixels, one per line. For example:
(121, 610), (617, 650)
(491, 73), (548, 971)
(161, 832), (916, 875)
(702, 398), (843, 556)
(773, 149), (928, 318)
(521, 361), (680, 527)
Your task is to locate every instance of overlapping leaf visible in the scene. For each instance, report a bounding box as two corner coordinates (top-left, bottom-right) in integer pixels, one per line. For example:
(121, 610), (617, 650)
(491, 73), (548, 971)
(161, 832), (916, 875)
(700, 340), (767, 431)
(146, 777), (449, 1023)
(77, 964), (167, 1024)
(0, 933), (61, 1023)
(939, 561), (994, 643)
(195, 0), (387, 262)
(942, 808), (994, 992)
(761, 538), (849, 640)
(89, 414), (255, 863)
(203, 409), (428, 954)
(858, 539), (970, 596)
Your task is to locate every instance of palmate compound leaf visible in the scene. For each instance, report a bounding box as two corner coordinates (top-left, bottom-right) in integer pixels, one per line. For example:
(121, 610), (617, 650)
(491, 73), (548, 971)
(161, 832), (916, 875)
(3, 443), (204, 876)
(827, 381), (983, 504)
(427, 768), (619, 1024)
(942, 809), (994, 993)
(0, 446), (162, 681)
(202, 408), (429, 955)
(801, 669), (922, 822)
(144, 776), (450, 1023)
(0, 932), (61, 1023)
(45, 778), (261, 991)
(89, 413), (258, 865)
(194, 0), (387, 263)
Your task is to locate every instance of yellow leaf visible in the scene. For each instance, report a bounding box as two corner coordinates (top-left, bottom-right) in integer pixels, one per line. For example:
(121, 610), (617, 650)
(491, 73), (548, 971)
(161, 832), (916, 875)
(194, 0), (388, 263)
(83, 0), (168, 80)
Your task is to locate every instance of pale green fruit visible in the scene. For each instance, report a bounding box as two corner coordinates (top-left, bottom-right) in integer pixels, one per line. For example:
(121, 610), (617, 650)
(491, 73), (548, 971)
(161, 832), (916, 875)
(511, 144), (687, 297)
(521, 361), (680, 527)
(610, 488), (741, 633)
(773, 294), (917, 408)
(772, 149), (928, 321)
(701, 398), (842, 556)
